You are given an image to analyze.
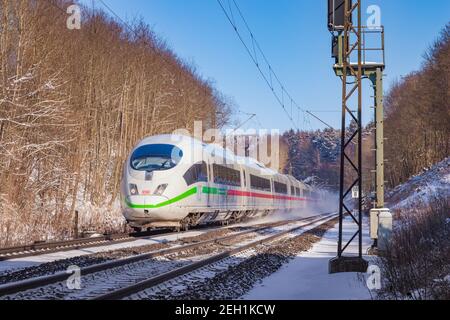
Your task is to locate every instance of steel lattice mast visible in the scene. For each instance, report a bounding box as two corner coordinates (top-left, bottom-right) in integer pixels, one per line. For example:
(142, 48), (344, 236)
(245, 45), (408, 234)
(328, 0), (390, 272)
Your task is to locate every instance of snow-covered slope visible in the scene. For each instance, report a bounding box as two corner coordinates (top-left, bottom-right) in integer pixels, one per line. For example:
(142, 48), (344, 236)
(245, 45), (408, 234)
(244, 217), (374, 300)
(387, 157), (450, 212)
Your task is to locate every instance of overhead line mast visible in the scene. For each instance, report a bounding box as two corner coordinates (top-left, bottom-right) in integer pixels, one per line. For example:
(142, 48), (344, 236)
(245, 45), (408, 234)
(328, 0), (367, 273)
(327, 0), (391, 273)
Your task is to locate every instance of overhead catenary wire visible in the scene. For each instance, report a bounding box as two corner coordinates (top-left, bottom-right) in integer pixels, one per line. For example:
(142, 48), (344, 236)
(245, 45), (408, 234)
(50, 0), (333, 131)
(216, 0), (298, 130)
(98, 0), (270, 133)
(227, 110), (262, 134)
(306, 111), (335, 129)
(216, 0), (334, 130)
(229, 113), (256, 135)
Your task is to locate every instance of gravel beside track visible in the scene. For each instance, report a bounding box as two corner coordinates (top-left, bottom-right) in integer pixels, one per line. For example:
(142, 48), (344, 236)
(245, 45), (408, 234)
(0, 228), (246, 286)
(130, 218), (338, 300)
(0, 221), (302, 300)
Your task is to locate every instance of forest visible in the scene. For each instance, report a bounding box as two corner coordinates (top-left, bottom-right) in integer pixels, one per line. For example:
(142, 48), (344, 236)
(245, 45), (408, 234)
(0, 1), (448, 247)
(384, 24), (449, 187)
(0, 0), (231, 246)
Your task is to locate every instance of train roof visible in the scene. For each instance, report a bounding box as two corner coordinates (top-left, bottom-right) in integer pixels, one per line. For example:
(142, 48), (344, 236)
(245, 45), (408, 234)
(134, 134), (308, 186)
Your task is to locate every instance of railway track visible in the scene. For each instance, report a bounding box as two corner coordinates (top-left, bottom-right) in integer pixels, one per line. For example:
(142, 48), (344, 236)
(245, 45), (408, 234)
(0, 225), (227, 262)
(94, 213), (337, 300)
(0, 213), (332, 262)
(0, 213), (336, 300)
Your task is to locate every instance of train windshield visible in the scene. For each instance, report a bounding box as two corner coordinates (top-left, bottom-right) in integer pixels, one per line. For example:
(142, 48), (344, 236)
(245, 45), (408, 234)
(130, 144), (183, 172)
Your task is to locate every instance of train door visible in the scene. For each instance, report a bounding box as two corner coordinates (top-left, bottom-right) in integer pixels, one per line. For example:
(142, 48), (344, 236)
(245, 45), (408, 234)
(205, 162), (211, 208)
(287, 181), (295, 210)
(208, 163), (215, 209)
(241, 169), (247, 210)
(270, 179), (275, 210)
(301, 186), (305, 209)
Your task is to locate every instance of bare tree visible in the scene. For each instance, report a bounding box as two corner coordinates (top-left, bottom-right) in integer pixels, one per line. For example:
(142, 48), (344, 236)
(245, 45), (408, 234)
(0, 0), (232, 247)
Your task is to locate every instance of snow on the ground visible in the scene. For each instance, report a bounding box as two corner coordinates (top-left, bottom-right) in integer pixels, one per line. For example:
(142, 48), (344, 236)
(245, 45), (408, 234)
(243, 217), (376, 300)
(388, 157), (450, 212)
(0, 216), (322, 274)
(0, 195), (125, 248)
(0, 229), (212, 274)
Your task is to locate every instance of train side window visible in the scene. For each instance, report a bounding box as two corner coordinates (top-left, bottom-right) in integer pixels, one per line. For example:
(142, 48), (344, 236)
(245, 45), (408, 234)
(213, 164), (241, 187)
(250, 175), (271, 192)
(183, 162), (208, 186)
(291, 186), (295, 195)
(274, 181), (288, 195)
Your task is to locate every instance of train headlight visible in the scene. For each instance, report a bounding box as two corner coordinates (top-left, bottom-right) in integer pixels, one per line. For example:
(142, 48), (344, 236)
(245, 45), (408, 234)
(129, 184), (139, 195)
(154, 184), (168, 196)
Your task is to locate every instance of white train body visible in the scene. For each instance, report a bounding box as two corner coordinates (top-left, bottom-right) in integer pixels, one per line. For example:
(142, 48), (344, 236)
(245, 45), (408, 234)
(121, 135), (322, 231)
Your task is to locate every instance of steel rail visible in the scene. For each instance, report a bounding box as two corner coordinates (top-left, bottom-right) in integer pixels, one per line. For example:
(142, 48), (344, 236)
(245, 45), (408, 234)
(0, 229), (183, 262)
(93, 213), (338, 300)
(0, 213), (333, 298)
(0, 221), (246, 261)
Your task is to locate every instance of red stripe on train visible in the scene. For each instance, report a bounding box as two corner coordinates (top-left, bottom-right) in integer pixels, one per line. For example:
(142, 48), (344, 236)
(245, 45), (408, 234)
(227, 189), (314, 202)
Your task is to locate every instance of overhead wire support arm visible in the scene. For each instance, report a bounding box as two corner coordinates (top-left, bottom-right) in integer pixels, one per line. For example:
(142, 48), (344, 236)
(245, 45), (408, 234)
(305, 111), (334, 129)
(229, 113), (257, 135)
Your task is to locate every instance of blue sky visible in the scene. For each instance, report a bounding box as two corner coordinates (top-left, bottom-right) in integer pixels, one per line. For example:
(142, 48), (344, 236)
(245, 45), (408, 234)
(82, 0), (450, 132)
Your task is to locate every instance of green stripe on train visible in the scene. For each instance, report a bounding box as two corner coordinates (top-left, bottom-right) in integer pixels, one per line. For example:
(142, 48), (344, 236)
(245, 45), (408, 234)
(126, 186), (231, 209)
(202, 186), (227, 195)
(125, 187), (198, 209)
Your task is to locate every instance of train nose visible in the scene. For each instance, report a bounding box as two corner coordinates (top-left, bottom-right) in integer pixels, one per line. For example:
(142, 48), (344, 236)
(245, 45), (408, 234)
(125, 195), (169, 210)
(122, 194), (171, 223)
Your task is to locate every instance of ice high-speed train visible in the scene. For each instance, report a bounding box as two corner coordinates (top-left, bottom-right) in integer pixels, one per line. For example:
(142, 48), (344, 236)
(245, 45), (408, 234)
(121, 135), (322, 232)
